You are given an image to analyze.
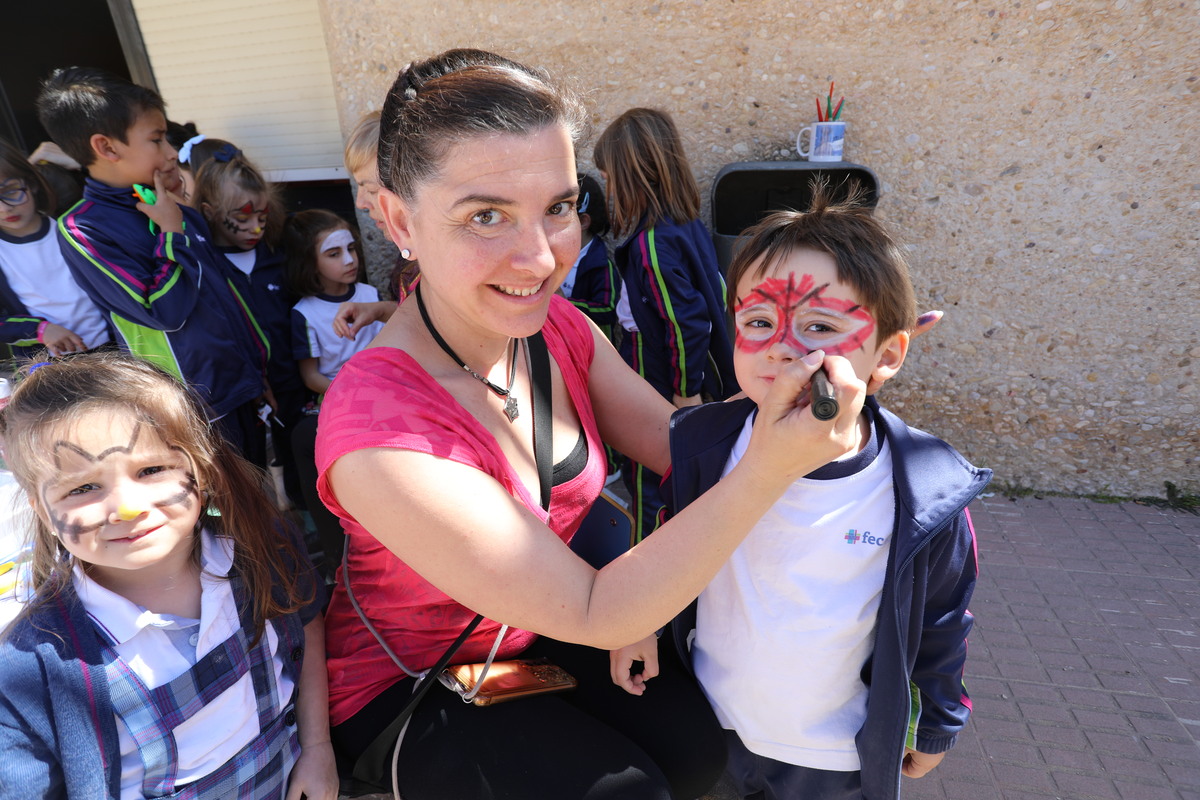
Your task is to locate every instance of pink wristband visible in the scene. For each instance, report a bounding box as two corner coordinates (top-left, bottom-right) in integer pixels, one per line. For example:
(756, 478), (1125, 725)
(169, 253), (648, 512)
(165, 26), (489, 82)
(36, 320), (49, 344)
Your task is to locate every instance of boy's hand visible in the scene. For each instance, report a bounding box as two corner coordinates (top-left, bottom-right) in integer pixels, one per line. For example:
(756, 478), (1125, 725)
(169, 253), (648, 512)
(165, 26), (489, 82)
(40, 323), (86, 356)
(135, 169), (185, 234)
(609, 634), (660, 696)
(901, 748), (945, 778)
(284, 740), (338, 800)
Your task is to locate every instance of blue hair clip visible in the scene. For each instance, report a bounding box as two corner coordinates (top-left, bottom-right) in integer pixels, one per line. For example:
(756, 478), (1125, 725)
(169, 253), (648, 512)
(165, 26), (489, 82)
(578, 189), (591, 215)
(211, 143), (242, 163)
(28, 361), (51, 374)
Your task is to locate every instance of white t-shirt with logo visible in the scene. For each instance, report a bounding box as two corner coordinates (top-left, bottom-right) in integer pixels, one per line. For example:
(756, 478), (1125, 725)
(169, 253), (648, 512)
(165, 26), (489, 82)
(693, 411), (894, 771)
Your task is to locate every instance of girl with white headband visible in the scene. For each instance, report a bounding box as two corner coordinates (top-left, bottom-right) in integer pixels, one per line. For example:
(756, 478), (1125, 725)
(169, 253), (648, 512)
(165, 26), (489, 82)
(283, 209), (384, 398)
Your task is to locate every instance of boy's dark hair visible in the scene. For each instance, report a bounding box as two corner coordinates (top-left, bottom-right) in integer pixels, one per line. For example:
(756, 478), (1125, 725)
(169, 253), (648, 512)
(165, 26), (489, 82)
(726, 181), (917, 343)
(36, 67), (166, 168)
(0, 139), (56, 217)
(577, 173), (610, 237)
(283, 209), (363, 298)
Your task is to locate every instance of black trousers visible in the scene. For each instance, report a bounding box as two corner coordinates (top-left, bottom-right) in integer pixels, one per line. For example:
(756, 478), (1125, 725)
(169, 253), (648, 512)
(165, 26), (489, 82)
(212, 398), (267, 471)
(333, 636), (727, 800)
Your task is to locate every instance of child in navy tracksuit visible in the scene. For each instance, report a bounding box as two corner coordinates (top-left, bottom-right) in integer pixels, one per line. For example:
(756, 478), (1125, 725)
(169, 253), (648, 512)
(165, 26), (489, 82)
(562, 173), (620, 343)
(594, 108), (736, 539)
(191, 146), (312, 507)
(611, 192), (989, 800)
(36, 67), (269, 466)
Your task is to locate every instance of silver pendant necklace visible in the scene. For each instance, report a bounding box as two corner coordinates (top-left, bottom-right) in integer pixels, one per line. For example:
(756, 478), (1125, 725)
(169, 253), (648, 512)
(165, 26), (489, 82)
(416, 285), (522, 422)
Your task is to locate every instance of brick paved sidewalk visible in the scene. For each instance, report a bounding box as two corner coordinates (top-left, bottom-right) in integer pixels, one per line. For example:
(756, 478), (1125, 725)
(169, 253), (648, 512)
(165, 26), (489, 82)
(899, 495), (1200, 800)
(346, 495), (1200, 799)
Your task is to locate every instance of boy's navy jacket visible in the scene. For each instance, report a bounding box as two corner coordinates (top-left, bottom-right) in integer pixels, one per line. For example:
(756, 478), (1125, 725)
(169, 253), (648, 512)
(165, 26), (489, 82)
(615, 216), (736, 400)
(0, 527), (323, 799)
(567, 237), (619, 329)
(666, 396), (991, 800)
(219, 242), (306, 396)
(57, 178), (266, 419)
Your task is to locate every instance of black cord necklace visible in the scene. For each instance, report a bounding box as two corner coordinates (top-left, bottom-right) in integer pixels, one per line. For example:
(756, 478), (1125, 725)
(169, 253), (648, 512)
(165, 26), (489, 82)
(415, 284), (522, 422)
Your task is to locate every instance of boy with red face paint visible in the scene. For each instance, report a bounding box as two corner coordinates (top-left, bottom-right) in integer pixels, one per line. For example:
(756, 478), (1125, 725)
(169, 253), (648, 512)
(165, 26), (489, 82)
(610, 190), (991, 800)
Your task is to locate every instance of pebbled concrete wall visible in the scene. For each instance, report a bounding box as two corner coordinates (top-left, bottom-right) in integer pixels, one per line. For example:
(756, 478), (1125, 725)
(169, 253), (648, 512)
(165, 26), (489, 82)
(317, 0), (1199, 499)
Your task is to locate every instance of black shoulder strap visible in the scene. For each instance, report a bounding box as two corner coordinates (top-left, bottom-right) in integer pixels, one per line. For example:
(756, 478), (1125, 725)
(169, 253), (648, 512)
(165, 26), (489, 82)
(528, 331), (552, 511)
(353, 332), (552, 790)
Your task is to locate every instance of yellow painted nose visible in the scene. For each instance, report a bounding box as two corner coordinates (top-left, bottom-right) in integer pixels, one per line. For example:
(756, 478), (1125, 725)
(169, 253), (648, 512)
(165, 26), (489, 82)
(117, 504), (142, 521)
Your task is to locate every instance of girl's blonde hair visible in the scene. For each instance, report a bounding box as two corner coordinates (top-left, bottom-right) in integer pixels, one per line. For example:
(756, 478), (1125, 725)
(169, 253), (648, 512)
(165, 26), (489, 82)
(593, 107), (701, 238)
(192, 151), (284, 248)
(343, 110), (381, 176)
(0, 352), (312, 641)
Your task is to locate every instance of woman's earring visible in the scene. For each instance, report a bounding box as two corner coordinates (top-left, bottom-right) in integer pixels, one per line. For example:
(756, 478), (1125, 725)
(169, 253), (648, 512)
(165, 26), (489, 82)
(400, 249), (412, 260)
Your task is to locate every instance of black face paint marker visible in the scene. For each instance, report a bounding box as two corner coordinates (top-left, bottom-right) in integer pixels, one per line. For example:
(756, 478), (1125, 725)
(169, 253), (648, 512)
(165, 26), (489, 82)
(810, 367), (839, 421)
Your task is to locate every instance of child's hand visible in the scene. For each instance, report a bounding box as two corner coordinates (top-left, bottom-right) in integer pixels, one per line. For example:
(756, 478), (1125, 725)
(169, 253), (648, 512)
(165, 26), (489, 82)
(285, 740), (339, 800)
(609, 634), (659, 696)
(332, 302), (364, 339)
(901, 747), (945, 779)
(135, 169), (185, 234)
(28, 141), (81, 170)
(332, 300), (396, 339)
(40, 323), (86, 356)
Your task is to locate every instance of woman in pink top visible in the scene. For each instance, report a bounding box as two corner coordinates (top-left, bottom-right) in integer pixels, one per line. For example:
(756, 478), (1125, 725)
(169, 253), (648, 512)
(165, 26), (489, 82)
(316, 49), (869, 800)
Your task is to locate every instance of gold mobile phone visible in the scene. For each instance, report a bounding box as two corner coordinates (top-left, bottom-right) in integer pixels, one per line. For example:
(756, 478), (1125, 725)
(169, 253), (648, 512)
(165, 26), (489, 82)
(439, 657), (577, 706)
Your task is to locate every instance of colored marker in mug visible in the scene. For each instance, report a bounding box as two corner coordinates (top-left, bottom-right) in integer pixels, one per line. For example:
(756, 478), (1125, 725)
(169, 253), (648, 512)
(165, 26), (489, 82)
(810, 367), (839, 421)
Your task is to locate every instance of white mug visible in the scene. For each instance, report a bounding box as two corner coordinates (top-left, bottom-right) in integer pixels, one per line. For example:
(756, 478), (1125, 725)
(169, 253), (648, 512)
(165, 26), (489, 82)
(796, 121), (845, 162)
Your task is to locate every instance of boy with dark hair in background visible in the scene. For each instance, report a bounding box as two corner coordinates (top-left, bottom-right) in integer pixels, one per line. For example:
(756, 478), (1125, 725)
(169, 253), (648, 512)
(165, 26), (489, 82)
(36, 67), (269, 465)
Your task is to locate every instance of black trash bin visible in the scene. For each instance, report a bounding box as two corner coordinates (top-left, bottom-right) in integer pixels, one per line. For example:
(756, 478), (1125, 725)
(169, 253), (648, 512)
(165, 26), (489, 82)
(710, 161), (879, 273)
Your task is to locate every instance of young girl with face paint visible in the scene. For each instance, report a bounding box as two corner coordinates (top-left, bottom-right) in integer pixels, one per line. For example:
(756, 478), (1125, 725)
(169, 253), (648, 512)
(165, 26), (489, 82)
(0, 352), (337, 800)
(192, 149), (312, 509)
(0, 139), (111, 357)
(283, 209), (384, 396)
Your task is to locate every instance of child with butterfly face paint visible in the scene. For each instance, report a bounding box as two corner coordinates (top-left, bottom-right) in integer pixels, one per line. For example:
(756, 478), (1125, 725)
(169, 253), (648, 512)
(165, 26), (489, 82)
(0, 352), (336, 800)
(193, 148), (310, 509)
(612, 189), (990, 800)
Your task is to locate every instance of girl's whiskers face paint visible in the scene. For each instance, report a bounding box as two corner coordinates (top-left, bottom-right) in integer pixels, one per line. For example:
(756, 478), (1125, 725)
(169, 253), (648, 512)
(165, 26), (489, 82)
(213, 192), (268, 251)
(35, 409), (201, 590)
